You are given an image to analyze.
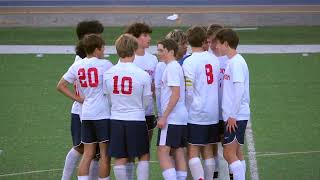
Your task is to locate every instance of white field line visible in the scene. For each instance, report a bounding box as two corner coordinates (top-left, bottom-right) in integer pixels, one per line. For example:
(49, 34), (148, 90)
(0, 45), (320, 54)
(1, 150), (319, 177)
(246, 120), (259, 180)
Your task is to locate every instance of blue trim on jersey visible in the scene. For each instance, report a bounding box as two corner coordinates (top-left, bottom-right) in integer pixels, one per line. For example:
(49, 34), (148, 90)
(178, 54), (191, 66)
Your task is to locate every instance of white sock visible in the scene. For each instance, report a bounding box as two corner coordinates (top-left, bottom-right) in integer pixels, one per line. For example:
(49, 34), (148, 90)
(176, 171), (187, 180)
(162, 168), (177, 180)
(89, 160), (99, 180)
(241, 160), (246, 175)
(114, 165), (127, 180)
(137, 161), (149, 180)
(188, 157), (204, 180)
(77, 176), (89, 180)
(214, 155), (219, 172)
(204, 158), (215, 180)
(126, 162), (135, 180)
(229, 160), (245, 180)
(62, 148), (81, 180)
(98, 177), (110, 180)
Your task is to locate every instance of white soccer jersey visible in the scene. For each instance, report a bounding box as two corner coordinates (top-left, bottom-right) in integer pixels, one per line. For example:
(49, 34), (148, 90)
(161, 60), (188, 125)
(154, 62), (166, 116)
(182, 51), (220, 125)
(71, 55), (83, 115)
(218, 55), (229, 120)
(104, 62), (152, 121)
(134, 52), (158, 116)
(63, 57), (113, 120)
(222, 54), (250, 121)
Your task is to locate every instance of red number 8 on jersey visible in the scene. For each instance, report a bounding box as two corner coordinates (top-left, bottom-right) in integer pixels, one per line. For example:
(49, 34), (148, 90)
(205, 64), (214, 84)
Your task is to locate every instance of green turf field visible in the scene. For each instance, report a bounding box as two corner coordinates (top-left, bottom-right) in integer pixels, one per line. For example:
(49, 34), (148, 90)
(0, 53), (319, 179)
(0, 26), (320, 45)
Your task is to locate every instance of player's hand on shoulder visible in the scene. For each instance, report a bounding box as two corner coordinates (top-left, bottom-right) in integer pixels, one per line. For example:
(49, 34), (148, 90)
(157, 116), (167, 129)
(226, 117), (237, 133)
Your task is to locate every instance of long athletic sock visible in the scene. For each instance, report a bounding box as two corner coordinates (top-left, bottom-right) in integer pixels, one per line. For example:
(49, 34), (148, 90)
(89, 160), (99, 180)
(214, 155), (219, 179)
(241, 160), (246, 175)
(229, 160), (245, 180)
(62, 148), (81, 180)
(188, 157), (204, 180)
(176, 171), (187, 180)
(114, 165), (127, 180)
(77, 176), (89, 180)
(126, 162), (134, 180)
(204, 158), (215, 180)
(137, 161), (149, 180)
(162, 168), (177, 180)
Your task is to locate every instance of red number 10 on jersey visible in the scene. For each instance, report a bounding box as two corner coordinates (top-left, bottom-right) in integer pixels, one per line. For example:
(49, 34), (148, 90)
(113, 76), (133, 95)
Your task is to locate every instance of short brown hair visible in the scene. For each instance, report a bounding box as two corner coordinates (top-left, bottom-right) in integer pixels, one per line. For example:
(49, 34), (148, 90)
(76, 20), (104, 40)
(165, 29), (187, 45)
(158, 38), (178, 57)
(186, 26), (206, 47)
(215, 28), (239, 49)
(115, 34), (138, 58)
(81, 34), (105, 55)
(125, 22), (152, 38)
(207, 24), (224, 37)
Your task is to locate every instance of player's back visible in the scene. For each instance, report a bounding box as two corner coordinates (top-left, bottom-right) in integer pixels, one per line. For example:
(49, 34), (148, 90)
(72, 57), (113, 120)
(183, 51), (220, 125)
(104, 62), (151, 121)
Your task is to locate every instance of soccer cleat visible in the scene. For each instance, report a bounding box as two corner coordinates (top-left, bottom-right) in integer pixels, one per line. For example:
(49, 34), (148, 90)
(213, 171), (219, 179)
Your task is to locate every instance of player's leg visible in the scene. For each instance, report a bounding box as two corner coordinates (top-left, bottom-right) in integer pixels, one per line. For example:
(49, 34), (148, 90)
(128, 121), (150, 180)
(109, 120), (128, 179)
(78, 143), (96, 179)
(158, 146), (176, 180)
(95, 120), (111, 179)
(61, 113), (83, 180)
(223, 121), (248, 180)
(174, 148), (188, 180)
(201, 144), (215, 180)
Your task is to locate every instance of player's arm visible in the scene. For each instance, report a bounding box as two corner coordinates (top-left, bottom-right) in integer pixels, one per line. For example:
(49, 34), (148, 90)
(226, 61), (245, 133)
(56, 77), (84, 103)
(157, 86), (180, 129)
(154, 63), (163, 117)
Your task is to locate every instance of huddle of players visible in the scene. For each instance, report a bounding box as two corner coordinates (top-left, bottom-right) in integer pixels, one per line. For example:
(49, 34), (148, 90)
(57, 21), (250, 180)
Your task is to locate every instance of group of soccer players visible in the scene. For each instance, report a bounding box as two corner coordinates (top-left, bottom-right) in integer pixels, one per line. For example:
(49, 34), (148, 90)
(57, 20), (250, 180)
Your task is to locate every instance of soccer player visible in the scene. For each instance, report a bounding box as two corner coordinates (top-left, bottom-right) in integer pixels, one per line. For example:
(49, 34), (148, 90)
(156, 39), (188, 180)
(60, 20), (104, 180)
(165, 29), (189, 65)
(215, 28), (250, 180)
(125, 22), (158, 179)
(182, 26), (220, 180)
(104, 34), (152, 180)
(207, 23), (230, 179)
(57, 34), (113, 180)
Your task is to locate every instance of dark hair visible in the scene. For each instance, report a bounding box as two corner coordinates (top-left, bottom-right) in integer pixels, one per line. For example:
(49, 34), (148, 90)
(186, 26), (206, 47)
(207, 24), (224, 37)
(82, 34), (105, 55)
(115, 34), (138, 58)
(75, 41), (86, 58)
(125, 22), (152, 38)
(158, 38), (179, 57)
(76, 20), (104, 40)
(215, 28), (239, 49)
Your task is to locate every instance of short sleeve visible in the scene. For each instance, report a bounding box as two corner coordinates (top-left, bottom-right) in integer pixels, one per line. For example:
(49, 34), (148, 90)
(166, 63), (181, 87)
(63, 64), (77, 84)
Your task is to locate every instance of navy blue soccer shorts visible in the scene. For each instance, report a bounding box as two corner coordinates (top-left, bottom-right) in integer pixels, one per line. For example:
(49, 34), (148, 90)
(223, 120), (248, 145)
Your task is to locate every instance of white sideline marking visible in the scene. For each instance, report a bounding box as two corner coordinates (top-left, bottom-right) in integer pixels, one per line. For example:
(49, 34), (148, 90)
(246, 120), (259, 180)
(0, 45), (320, 54)
(256, 150), (320, 157)
(233, 27), (258, 31)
